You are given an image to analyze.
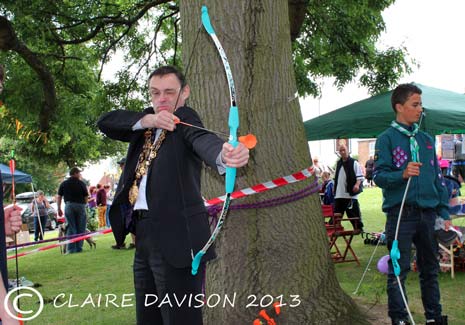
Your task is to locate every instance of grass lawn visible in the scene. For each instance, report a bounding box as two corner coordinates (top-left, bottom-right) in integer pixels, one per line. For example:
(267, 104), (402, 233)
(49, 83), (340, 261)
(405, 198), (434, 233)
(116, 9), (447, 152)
(6, 187), (465, 324)
(7, 233), (136, 324)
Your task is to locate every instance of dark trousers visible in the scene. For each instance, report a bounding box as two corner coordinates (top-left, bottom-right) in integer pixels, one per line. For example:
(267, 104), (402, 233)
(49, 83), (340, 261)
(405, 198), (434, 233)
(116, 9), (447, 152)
(334, 198), (363, 229)
(385, 205), (442, 321)
(134, 216), (205, 325)
(34, 215), (48, 241)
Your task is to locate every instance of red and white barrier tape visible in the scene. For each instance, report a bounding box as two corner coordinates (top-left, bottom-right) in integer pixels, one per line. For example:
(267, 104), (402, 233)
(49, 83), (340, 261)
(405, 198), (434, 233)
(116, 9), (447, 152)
(205, 166), (315, 206)
(8, 167), (316, 259)
(7, 228), (112, 260)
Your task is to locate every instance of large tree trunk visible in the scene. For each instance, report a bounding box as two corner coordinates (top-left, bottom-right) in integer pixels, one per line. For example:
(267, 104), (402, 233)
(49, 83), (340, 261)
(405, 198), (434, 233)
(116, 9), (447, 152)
(180, 1), (369, 324)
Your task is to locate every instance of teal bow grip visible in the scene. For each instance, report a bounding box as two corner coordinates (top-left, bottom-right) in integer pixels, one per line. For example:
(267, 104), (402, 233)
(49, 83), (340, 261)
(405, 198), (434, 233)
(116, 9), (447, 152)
(390, 240), (401, 276)
(191, 251), (205, 275)
(226, 106), (239, 194)
(201, 6), (214, 35)
(225, 166), (237, 194)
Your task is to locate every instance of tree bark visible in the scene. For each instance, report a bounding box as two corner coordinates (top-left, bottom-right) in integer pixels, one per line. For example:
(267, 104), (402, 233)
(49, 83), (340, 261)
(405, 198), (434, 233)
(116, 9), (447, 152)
(180, 1), (369, 324)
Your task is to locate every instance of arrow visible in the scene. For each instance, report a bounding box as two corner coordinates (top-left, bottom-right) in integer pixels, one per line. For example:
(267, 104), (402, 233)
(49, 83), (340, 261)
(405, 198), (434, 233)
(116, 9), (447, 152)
(174, 116), (257, 149)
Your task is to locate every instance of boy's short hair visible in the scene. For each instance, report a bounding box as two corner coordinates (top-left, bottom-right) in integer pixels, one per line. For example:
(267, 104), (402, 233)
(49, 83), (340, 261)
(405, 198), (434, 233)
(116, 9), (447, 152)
(391, 83), (422, 113)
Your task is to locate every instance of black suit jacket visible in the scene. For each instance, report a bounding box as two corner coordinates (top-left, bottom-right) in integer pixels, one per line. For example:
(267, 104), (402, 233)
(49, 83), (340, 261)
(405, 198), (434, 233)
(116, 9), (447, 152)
(97, 106), (224, 268)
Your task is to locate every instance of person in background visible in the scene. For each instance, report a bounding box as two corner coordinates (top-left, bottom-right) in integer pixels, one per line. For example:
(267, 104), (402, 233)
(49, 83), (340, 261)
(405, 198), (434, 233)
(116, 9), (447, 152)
(452, 134), (465, 180)
(364, 156), (375, 187)
(443, 174), (464, 215)
(104, 184), (112, 228)
(374, 83), (449, 325)
(313, 156), (333, 179)
(111, 157), (136, 250)
(333, 144), (364, 232)
(57, 167), (89, 254)
(30, 190), (51, 242)
(87, 185), (97, 219)
(437, 155), (451, 177)
(319, 171), (334, 205)
(96, 183), (107, 228)
(313, 156), (324, 178)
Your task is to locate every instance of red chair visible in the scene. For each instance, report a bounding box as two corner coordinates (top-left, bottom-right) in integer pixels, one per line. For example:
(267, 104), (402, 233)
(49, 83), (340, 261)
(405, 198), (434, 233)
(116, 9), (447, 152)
(321, 204), (360, 265)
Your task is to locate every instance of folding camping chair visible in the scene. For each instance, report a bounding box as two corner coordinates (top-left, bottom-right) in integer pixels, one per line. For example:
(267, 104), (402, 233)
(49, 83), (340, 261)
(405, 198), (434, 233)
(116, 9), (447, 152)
(322, 204), (360, 265)
(438, 242), (456, 279)
(436, 226), (465, 278)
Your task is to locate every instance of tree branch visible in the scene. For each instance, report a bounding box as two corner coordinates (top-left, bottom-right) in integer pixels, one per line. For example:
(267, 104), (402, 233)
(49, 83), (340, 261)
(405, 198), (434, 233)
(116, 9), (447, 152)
(173, 17), (179, 66)
(52, 0), (172, 45)
(0, 16), (56, 131)
(288, 0), (309, 41)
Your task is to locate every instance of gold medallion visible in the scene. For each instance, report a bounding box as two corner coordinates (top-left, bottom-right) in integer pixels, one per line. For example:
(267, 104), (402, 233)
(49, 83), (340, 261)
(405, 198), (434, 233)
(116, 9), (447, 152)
(128, 129), (167, 205)
(128, 182), (139, 205)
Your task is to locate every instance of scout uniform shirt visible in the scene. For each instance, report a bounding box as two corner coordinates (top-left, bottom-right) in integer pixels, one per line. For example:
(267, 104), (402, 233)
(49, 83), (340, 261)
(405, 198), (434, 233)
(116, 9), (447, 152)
(374, 122), (450, 220)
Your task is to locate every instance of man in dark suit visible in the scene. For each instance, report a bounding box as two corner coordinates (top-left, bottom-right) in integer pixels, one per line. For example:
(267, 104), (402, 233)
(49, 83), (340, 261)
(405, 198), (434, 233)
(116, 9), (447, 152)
(97, 65), (249, 325)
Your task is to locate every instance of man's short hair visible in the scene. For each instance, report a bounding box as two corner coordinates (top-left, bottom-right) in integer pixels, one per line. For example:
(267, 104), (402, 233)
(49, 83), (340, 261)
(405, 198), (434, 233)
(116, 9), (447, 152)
(148, 66), (186, 88)
(69, 167), (82, 176)
(391, 83), (422, 113)
(117, 157), (126, 165)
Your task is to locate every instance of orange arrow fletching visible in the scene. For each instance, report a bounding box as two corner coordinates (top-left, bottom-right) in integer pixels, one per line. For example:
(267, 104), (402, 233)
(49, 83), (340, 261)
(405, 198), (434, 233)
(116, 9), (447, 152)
(174, 116), (257, 149)
(238, 134), (257, 149)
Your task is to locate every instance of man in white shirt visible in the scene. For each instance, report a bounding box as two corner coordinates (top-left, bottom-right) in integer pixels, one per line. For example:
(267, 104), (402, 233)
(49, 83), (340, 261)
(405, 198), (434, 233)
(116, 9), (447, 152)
(333, 144), (364, 232)
(97, 65), (249, 325)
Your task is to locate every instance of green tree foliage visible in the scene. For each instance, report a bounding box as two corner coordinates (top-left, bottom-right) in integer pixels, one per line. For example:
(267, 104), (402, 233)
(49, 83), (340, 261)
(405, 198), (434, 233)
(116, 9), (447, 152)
(294, 0), (412, 96)
(0, 0), (410, 190)
(0, 137), (66, 199)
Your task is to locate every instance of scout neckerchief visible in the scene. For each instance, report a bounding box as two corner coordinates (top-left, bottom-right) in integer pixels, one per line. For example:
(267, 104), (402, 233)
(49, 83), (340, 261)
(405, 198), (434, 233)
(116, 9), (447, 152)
(391, 120), (420, 162)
